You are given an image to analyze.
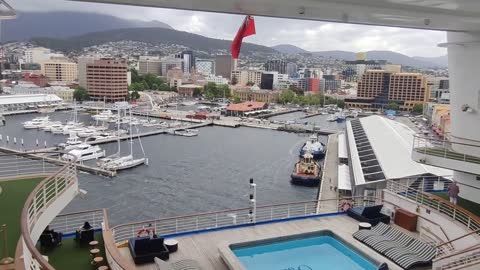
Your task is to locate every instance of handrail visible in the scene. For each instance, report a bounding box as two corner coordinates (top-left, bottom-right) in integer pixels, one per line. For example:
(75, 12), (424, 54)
(14, 151), (77, 270)
(413, 134), (480, 149)
(386, 180), (480, 231)
(436, 228), (480, 248)
(434, 243), (480, 264)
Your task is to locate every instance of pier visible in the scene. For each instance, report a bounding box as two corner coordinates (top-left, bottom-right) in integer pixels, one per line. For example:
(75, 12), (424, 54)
(256, 109), (303, 119)
(316, 133), (339, 213)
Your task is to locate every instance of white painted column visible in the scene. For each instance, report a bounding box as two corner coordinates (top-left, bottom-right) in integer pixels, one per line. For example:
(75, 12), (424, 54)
(445, 31), (480, 203)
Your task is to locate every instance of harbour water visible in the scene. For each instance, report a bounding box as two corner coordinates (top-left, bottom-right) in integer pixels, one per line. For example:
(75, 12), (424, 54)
(1, 111), (345, 225)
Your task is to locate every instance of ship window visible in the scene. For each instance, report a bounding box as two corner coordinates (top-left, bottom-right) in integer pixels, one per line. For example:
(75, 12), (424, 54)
(476, 175), (480, 181)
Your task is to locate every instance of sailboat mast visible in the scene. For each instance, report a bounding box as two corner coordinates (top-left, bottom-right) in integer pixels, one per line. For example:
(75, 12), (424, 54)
(129, 107), (133, 156)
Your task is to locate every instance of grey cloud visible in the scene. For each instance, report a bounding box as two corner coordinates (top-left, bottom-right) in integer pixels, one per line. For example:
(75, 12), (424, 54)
(12, 0), (446, 57)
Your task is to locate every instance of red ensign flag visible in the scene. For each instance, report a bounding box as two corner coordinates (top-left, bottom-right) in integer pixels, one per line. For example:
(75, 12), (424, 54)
(231, 15), (256, 59)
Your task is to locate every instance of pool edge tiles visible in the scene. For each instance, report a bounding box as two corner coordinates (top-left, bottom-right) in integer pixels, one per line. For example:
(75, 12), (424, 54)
(220, 230), (382, 270)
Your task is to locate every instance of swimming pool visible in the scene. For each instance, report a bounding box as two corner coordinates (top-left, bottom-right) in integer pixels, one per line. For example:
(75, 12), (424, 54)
(230, 231), (379, 270)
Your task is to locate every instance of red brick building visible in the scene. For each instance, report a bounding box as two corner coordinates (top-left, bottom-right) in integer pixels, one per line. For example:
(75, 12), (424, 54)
(22, 73), (48, 87)
(307, 78), (320, 93)
(86, 58), (128, 101)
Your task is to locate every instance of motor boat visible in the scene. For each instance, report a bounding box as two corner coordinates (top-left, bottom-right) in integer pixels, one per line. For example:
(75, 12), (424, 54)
(42, 122), (63, 132)
(23, 116), (50, 129)
(299, 134), (326, 160)
(290, 153), (321, 187)
(172, 129), (199, 137)
(92, 110), (114, 121)
(62, 144), (105, 162)
(58, 135), (83, 151)
(77, 129), (101, 138)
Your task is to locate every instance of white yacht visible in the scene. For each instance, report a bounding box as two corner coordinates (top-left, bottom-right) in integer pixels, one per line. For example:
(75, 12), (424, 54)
(23, 116), (50, 129)
(62, 144), (105, 162)
(92, 110), (114, 121)
(77, 129), (101, 138)
(58, 135), (83, 151)
(42, 121), (63, 132)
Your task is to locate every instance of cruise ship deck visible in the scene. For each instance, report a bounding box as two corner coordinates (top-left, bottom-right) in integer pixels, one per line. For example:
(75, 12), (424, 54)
(116, 214), (404, 270)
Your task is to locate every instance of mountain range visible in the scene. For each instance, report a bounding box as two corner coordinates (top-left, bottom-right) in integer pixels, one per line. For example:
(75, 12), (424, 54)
(271, 44), (448, 68)
(3, 11), (172, 42)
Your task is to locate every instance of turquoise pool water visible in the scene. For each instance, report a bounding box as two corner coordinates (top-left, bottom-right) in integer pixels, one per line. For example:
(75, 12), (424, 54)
(232, 234), (378, 270)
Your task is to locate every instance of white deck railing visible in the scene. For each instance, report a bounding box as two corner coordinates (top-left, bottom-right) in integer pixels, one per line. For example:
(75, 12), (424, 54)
(386, 180), (480, 232)
(3, 151), (79, 270)
(111, 196), (379, 244)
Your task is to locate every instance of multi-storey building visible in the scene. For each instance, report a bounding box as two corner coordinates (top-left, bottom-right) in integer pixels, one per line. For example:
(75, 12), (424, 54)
(232, 86), (280, 103)
(264, 60), (287, 74)
(25, 47), (63, 64)
(231, 70), (263, 86)
(286, 62), (298, 77)
(86, 58), (128, 102)
(346, 70), (428, 111)
(195, 59), (215, 75)
(78, 56), (97, 88)
(41, 60), (78, 83)
(161, 58), (183, 76)
(138, 56), (162, 76)
(215, 55), (234, 80)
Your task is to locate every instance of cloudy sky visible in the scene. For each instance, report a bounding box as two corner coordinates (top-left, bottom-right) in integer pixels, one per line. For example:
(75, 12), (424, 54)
(13, 0), (447, 57)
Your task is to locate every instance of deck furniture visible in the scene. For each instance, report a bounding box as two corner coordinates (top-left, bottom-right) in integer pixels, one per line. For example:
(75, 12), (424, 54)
(97, 266), (109, 270)
(76, 229), (95, 246)
(347, 205), (390, 226)
(358, 222), (372, 230)
(92, 256), (104, 266)
(394, 209), (417, 232)
(165, 239), (179, 253)
(154, 257), (203, 270)
(128, 236), (169, 264)
(90, 248), (100, 257)
(353, 222), (435, 269)
(89, 240), (99, 249)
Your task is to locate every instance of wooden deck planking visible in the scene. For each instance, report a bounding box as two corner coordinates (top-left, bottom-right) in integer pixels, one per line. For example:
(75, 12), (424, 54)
(118, 215), (403, 270)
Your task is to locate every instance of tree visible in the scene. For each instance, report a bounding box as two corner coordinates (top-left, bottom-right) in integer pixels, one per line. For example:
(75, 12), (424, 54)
(151, 83), (159, 90)
(193, 87), (202, 97)
(279, 89), (296, 104)
(73, 86), (89, 102)
(130, 90), (140, 101)
(385, 102), (400, 111)
(233, 96), (241, 104)
(412, 103), (424, 114)
(246, 81), (255, 86)
(141, 80), (149, 90)
(231, 77), (238, 85)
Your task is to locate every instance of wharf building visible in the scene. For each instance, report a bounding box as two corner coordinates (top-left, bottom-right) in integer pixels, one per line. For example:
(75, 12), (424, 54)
(86, 58), (128, 102)
(232, 85), (280, 103)
(345, 70), (428, 111)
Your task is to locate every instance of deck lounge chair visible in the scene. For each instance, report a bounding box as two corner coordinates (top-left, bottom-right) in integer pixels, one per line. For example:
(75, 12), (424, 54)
(346, 205), (390, 226)
(353, 222), (391, 241)
(155, 257), (203, 270)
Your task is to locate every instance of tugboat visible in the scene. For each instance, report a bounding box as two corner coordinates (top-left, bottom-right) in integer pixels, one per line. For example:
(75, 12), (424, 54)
(299, 134), (326, 160)
(290, 153), (322, 187)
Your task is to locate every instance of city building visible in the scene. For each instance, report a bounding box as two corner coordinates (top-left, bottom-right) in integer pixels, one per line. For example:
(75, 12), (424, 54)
(260, 72), (277, 90)
(22, 73), (48, 87)
(320, 75), (342, 92)
(161, 58), (183, 76)
(226, 101), (268, 116)
(307, 78), (320, 93)
(86, 58), (128, 101)
(345, 70), (428, 111)
(232, 86), (280, 103)
(24, 47), (63, 64)
(138, 56), (162, 76)
(215, 55), (234, 80)
(205, 75), (228, 85)
(41, 60), (78, 83)
(264, 60), (287, 74)
(345, 59), (386, 82)
(427, 76), (450, 103)
(77, 56), (97, 88)
(177, 84), (203, 97)
(286, 62), (298, 77)
(430, 104), (451, 138)
(0, 94), (62, 112)
(9, 85), (75, 103)
(195, 59), (215, 75)
(166, 67), (184, 81)
(231, 70), (263, 86)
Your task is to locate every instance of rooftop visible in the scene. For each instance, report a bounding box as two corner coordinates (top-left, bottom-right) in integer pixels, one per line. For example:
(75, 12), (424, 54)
(226, 101), (267, 112)
(0, 94), (62, 105)
(347, 115), (452, 185)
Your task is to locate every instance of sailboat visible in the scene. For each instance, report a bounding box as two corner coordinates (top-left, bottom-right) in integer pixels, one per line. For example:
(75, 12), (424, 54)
(97, 104), (148, 171)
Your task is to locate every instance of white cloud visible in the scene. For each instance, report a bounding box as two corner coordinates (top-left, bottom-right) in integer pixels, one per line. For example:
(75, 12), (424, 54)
(11, 0), (447, 57)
